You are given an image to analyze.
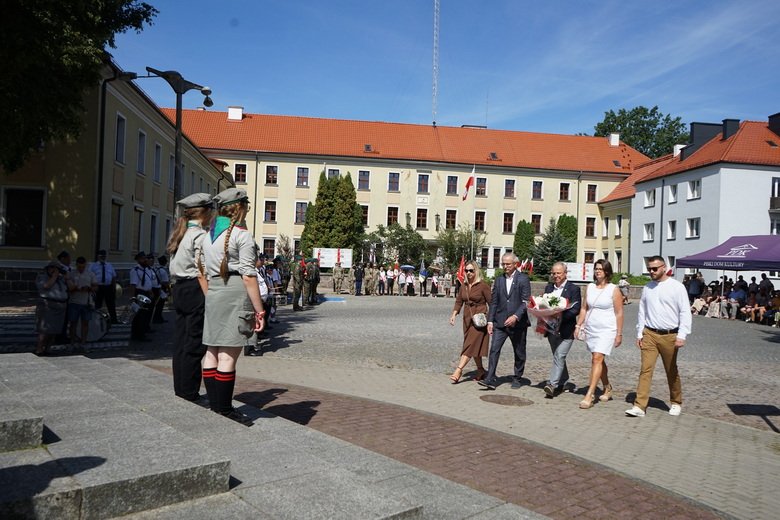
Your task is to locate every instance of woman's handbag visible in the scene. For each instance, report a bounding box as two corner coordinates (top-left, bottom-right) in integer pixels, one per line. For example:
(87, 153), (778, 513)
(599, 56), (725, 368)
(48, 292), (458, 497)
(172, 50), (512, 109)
(472, 312), (487, 328)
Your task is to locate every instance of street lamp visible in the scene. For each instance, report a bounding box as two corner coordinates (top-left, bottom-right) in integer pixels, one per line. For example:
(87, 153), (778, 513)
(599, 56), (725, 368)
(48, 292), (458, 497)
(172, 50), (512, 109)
(145, 67), (213, 203)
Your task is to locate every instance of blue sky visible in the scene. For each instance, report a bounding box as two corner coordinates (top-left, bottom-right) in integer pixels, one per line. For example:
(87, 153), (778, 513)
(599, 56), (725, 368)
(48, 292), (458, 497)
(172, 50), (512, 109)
(111, 0), (780, 136)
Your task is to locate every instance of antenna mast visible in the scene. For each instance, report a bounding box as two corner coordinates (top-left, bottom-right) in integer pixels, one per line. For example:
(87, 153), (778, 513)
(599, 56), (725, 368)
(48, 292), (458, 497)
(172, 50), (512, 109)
(432, 0), (440, 126)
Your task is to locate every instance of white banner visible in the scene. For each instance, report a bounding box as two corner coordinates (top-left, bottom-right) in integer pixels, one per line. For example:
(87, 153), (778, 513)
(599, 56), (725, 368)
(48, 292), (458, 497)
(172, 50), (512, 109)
(565, 262), (594, 282)
(313, 248), (353, 268)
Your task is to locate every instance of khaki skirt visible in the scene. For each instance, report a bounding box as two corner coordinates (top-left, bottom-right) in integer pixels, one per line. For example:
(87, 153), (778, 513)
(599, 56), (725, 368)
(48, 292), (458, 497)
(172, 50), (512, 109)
(203, 275), (253, 347)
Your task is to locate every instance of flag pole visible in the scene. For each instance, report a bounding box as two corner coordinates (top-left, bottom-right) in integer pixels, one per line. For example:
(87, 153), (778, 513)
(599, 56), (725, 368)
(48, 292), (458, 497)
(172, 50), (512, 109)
(471, 164), (475, 261)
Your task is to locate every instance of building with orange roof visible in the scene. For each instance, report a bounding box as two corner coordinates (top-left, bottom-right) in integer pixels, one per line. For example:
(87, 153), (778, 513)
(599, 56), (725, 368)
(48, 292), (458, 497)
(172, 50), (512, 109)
(626, 113), (780, 281)
(169, 106), (648, 269)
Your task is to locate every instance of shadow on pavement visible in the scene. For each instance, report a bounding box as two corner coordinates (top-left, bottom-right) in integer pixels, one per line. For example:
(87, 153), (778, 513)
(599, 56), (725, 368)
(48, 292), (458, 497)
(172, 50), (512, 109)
(727, 404), (780, 433)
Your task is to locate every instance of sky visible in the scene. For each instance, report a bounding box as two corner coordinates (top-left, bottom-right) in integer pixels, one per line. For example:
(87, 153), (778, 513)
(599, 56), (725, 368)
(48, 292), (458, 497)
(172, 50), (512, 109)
(110, 0), (780, 136)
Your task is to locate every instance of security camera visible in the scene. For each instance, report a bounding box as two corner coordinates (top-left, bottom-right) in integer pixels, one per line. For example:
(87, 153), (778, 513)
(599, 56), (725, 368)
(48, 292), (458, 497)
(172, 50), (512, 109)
(200, 87), (212, 96)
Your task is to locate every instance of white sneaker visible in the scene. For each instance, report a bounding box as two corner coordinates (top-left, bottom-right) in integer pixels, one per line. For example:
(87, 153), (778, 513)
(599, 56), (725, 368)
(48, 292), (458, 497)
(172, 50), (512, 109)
(669, 404), (682, 416)
(625, 406), (646, 417)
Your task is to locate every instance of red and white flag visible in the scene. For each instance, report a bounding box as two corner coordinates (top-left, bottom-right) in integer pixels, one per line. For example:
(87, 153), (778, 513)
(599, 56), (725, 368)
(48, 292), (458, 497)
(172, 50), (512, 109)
(462, 165), (475, 201)
(528, 257), (534, 275)
(456, 256), (466, 284)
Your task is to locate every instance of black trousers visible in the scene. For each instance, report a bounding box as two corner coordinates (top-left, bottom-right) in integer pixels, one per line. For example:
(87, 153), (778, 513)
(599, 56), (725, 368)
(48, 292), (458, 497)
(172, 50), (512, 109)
(172, 279), (206, 401)
(485, 324), (528, 383)
(131, 290), (152, 339)
(94, 284), (117, 322)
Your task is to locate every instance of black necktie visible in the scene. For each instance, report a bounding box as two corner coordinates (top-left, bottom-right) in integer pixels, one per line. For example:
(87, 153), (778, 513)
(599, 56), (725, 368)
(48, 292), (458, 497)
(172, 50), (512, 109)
(101, 262), (106, 284)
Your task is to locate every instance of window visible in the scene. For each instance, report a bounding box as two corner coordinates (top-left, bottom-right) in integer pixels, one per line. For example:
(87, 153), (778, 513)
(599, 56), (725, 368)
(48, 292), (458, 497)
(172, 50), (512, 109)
(504, 179), (515, 198)
(686, 217), (700, 238)
(388, 172), (400, 192)
(361, 205), (369, 226)
(387, 207), (398, 226)
(168, 155), (175, 190)
(668, 256), (676, 268)
(773, 177), (780, 197)
(687, 179), (701, 200)
(296, 167), (309, 187)
(475, 211), (485, 231)
(771, 217), (780, 235)
(644, 189), (656, 207)
(327, 168), (340, 179)
(584, 252), (595, 264)
(149, 214), (157, 254)
(358, 170), (370, 190)
(1, 188), (44, 247)
(115, 114), (126, 163)
(264, 201), (277, 222)
(615, 251), (623, 272)
(265, 165), (277, 184)
(585, 217), (596, 237)
(643, 223), (655, 242)
(295, 202), (307, 224)
(263, 239), (275, 258)
(110, 201), (122, 251)
(531, 214), (542, 234)
(587, 184), (597, 202)
(445, 209), (456, 229)
(416, 208), (427, 229)
(133, 207), (143, 252)
(603, 250), (609, 260)
(234, 163), (247, 184)
(532, 180), (543, 200)
(493, 248), (501, 268)
(559, 182), (570, 201)
(668, 184), (677, 204)
(136, 131), (146, 174)
(616, 214), (623, 237)
(667, 220), (677, 240)
(417, 174), (429, 193)
(294, 239), (301, 254)
(481, 248), (489, 267)
(447, 176), (458, 195)
(602, 217), (610, 237)
(503, 213), (514, 233)
(475, 178), (487, 196)
(153, 144), (161, 182)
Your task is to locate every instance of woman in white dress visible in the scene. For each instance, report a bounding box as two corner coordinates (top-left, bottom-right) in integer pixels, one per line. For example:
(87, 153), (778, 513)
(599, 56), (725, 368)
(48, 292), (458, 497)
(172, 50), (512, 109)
(575, 259), (624, 409)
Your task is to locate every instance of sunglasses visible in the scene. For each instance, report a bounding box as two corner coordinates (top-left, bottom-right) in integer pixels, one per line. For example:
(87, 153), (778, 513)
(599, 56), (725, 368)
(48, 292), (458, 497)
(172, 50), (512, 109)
(647, 265), (665, 272)
(464, 269), (475, 273)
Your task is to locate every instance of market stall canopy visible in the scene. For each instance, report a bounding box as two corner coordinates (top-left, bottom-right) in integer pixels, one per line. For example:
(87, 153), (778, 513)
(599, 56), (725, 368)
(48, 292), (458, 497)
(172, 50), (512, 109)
(676, 235), (780, 271)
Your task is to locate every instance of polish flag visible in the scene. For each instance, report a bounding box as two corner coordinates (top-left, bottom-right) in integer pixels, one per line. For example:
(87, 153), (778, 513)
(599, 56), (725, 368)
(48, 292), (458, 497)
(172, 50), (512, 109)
(462, 165), (476, 201)
(528, 257), (534, 275)
(519, 258), (528, 271)
(456, 256), (466, 284)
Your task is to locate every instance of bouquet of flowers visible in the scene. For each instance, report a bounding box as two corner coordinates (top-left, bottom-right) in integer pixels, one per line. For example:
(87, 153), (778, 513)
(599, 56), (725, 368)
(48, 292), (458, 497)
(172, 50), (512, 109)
(528, 294), (570, 335)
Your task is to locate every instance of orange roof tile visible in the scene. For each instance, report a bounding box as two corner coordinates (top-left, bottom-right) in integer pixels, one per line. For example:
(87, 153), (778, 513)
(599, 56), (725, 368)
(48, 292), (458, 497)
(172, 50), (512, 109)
(163, 109), (649, 175)
(600, 154), (677, 203)
(638, 121), (780, 183)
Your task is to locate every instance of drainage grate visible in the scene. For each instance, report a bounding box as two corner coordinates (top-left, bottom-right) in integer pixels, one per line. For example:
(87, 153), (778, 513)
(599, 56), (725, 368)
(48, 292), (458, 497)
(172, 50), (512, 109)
(480, 395), (534, 407)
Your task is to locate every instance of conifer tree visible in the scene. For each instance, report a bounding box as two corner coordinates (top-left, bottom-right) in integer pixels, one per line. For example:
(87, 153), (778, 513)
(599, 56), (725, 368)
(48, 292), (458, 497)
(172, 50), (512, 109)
(532, 218), (576, 276)
(556, 214), (578, 261)
(513, 220), (536, 262)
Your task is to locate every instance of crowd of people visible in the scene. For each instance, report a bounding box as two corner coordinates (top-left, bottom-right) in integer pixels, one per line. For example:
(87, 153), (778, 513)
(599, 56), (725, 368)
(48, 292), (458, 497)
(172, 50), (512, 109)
(448, 253), (691, 418)
(686, 272), (779, 326)
(333, 263), (459, 297)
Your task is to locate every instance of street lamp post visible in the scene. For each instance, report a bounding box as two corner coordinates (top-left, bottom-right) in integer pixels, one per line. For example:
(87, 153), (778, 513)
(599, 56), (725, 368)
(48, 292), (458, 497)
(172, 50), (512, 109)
(145, 67), (213, 204)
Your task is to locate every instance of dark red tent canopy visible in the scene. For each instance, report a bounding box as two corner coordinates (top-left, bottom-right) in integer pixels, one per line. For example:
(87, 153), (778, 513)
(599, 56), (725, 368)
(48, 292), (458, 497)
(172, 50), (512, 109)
(676, 235), (780, 271)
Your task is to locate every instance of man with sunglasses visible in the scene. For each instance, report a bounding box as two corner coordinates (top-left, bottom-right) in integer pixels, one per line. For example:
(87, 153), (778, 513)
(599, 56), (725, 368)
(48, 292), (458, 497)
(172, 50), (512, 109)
(478, 253), (532, 390)
(626, 256), (691, 417)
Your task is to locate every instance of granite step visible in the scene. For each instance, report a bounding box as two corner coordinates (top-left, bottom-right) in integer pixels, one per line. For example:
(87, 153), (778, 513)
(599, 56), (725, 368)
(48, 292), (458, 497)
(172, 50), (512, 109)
(0, 385), (43, 452)
(0, 354), (230, 519)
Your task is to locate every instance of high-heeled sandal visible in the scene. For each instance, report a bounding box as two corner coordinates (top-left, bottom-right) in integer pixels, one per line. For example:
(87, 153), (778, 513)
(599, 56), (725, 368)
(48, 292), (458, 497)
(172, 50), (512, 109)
(475, 368), (486, 381)
(599, 384), (613, 402)
(579, 393), (595, 409)
(450, 367), (464, 384)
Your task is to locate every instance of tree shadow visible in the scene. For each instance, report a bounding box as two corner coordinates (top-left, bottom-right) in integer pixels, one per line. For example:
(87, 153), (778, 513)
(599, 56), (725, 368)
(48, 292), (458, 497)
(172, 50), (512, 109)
(727, 404), (780, 433)
(234, 388), (289, 409)
(623, 392), (668, 411)
(234, 389), (321, 426)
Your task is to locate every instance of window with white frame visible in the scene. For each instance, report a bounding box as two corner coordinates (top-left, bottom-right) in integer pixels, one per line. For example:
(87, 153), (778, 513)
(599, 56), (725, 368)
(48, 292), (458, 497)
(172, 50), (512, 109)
(504, 179), (515, 198)
(115, 114), (126, 164)
(387, 207), (398, 226)
(585, 217), (596, 237)
(233, 163), (246, 184)
(358, 170), (370, 190)
(445, 209), (456, 229)
(616, 214), (623, 237)
(327, 168), (340, 179)
(667, 220), (676, 240)
(264, 201), (276, 222)
(361, 205), (369, 226)
(532, 180), (543, 200)
(476, 178), (487, 196)
(503, 213), (514, 233)
(297, 167), (309, 187)
(644, 189), (656, 207)
(265, 165), (278, 184)
(686, 217), (700, 238)
(110, 201), (122, 251)
(132, 207), (143, 252)
(0, 187), (45, 247)
(475, 211), (485, 231)
(416, 208), (427, 229)
(587, 184), (597, 203)
(417, 173), (429, 193)
(531, 214), (542, 234)
(602, 216), (610, 237)
(687, 179), (701, 200)
(153, 144), (161, 182)
(295, 202), (307, 224)
(643, 223), (655, 242)
(388, 172), (400, 192)
(446, 176), (458, 195)
(668, 184), (677, 204)
(772, 177), (780, 197)
(136, 131), (146, 174)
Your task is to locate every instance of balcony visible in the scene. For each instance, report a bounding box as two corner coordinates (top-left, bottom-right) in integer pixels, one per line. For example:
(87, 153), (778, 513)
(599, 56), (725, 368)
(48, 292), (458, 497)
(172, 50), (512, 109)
(770, 197), (780, 211)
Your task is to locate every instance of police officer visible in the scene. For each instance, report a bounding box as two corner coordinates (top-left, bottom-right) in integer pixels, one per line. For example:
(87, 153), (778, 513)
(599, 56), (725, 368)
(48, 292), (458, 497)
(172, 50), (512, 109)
(90, 250), (118, 323)
(129, 251), (154, 341)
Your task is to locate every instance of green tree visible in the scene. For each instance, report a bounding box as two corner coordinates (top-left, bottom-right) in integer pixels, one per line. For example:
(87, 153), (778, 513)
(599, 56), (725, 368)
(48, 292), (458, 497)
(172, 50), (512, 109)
(300, 172), (364, 256)
(334, 172), (365, 248)
(1, 1), (158, 172)
(299, 202), (317, 257)
(532, 218), (576, 277)
(512, 220), (536, 262)
(435, 224), (486, 267)
(556, 214), (577, 261)
(378, 223), (426, 265)
(593, 105), (689, 159)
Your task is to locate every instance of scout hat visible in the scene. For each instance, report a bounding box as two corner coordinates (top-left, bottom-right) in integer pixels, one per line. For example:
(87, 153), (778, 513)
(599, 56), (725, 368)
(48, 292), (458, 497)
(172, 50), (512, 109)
(214, 188), (249, 207)
(177, 192), (213, 209)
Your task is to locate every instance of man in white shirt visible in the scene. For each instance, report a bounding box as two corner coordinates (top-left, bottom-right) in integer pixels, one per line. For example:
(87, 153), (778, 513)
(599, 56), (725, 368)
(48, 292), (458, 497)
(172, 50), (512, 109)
(627, 255), (692, 417)
(90, 249), (118, 323)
